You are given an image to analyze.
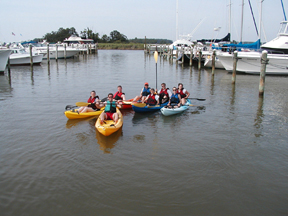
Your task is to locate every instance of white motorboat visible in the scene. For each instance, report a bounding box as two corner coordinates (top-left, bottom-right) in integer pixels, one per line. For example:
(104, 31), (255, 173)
(9, 48), (43, 65)
(204, 52), (225, 69)
(0, 48), (12, 72)
(261, 21), (288, 54)
(34, 44), (81, 59)
(217, 51), (288, 75)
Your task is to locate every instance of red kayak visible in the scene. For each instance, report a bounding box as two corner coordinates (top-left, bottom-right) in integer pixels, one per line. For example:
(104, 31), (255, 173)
(120, 98), (133, 109)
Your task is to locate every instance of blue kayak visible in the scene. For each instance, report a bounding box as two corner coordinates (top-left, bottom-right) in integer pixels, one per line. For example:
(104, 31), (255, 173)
(132, 102), (168, 113)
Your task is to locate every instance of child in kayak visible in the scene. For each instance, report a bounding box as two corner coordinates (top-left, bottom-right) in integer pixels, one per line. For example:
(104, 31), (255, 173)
(77, 90), (100, 113)
(133, 82), (151, 102)
(113, 85), (126, 101)
(99, 93), (122, 124)
(177, 83), (190, 105)
(143, 88), (158, 106)
(167, 87), (181, 108)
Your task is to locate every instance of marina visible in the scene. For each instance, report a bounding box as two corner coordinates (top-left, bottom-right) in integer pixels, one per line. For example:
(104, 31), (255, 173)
(1, 50), (288, 215)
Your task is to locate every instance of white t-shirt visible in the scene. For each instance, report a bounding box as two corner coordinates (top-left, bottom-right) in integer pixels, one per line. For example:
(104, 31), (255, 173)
(157, 88), (172, 97)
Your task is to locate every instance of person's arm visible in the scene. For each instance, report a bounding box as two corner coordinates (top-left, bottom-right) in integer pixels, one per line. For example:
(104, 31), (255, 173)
(143, 95), (149, 103)
(178, 94), (181, 106)
(185, 89), (190, 98)
(116, 101), (122, 109)
(121, 93), (126, 101)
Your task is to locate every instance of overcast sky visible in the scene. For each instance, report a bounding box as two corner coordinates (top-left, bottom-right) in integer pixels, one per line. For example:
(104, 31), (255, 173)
(0, 0), (286, 43)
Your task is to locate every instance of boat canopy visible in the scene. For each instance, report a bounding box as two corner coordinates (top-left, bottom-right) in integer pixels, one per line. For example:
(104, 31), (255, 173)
(197, 33), (230, 44)
(278, 21), (288, 35)
(221, 39), (261, 50)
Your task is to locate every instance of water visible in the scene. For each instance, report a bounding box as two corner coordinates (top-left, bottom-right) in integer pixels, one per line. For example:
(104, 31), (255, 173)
(1, 50), (288, 215)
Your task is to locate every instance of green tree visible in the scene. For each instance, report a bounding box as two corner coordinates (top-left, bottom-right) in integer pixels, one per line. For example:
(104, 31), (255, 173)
(109, 30), (128, 43)
(43, 27), (78, 43)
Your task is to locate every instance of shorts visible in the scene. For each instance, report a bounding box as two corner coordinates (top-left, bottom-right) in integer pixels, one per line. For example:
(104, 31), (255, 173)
(105, 112), (114, 120)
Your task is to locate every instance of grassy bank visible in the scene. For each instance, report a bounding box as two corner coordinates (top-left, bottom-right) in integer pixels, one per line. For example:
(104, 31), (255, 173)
(97, 43), (144, 50)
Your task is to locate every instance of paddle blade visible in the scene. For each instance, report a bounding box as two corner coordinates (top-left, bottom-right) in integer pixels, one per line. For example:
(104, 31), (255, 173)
(75, 102), (90, 107)
(132, 102), (146, 108)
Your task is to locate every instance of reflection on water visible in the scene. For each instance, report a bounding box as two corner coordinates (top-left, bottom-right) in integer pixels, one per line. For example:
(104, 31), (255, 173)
(95, 128), (122, 153)
(254, 96), (264, 137)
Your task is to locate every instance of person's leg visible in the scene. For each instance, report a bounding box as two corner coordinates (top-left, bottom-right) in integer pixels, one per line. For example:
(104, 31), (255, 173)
(112, 113), (119, 124)
(77, 106), (85, 113)
(99, 112), (107, 124)
(133, 96), (140, 102)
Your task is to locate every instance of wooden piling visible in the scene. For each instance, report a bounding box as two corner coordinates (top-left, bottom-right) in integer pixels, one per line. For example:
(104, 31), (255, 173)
(189, 47), (193, 66)
(7, 58), (11, 85)
(64, 44), (67, 59)
(181, 47), (184, 63)
(259, 50), (268, 96)
(198, 50), (202, 70)
(232, 51), (238, 84)
(211, 49), (216, 75)
(29, 44), (33, 67)
(55, 45), (58, 61)
(47, 43), (50, 64)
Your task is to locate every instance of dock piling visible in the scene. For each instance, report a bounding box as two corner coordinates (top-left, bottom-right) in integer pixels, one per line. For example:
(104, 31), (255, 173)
(232, 51), (238, 84)
(212, 50), (216, 75)
(259, 50), (268, 96)
(47, 43), (50, 64)
(198, 50), (202, 70)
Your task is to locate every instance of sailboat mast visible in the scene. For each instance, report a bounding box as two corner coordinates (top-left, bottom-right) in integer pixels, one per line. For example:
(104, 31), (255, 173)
(259, 0), (263, 41)
(240, 0), (244, 43)
(176, 0), (179, 40)
(229, 0), (231, 39)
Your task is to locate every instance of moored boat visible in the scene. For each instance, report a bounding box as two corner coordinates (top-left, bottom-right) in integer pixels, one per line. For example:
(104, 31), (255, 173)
(160, 99), (191, 116)
(64, 108), (104, 119)
(0, 48), (12, 72)
(9, 48), (43, 65)
(95, 108), (123, 136)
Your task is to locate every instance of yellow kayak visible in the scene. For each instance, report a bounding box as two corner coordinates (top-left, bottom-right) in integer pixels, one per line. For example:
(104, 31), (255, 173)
(64, 107), (104, 120)
(95, 108), (123, 136)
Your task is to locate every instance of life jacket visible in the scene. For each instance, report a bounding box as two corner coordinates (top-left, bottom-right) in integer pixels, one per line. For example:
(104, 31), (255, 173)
(170, 93), (180, 103)
(141, 87), (150, 97)
(87, 96), (99, 110)
(113, 91), (124, 100)
(87, 96), (99, 103)
(146, 94), (157, 105)
(177, 89), (186, 98)
(104, 101), (117, 113)
(159, 88), (169, 98)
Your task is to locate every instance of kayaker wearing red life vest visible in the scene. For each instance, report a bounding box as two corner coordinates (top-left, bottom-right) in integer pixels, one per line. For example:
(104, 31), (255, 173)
(177, 83), (190, 105)
(133, 82), (151, 102)
(77, 90), (100, 113)
(113, 85), (126, 101)
(99, 93), (122, 124)
(156, 83), (172, 105)
(143, 88), (158, 105)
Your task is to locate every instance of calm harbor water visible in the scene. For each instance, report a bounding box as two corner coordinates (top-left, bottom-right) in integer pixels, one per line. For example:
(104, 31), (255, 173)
(1, 50), (288, 215)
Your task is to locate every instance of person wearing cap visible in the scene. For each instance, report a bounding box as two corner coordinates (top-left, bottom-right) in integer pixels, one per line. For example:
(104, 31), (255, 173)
(133, 82), (151, 102)
(143, 88), (159, 105)
(177, 83), (190, 105)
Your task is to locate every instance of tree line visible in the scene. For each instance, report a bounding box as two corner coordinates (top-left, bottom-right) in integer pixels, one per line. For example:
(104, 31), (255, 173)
(33, 27), (172, 44)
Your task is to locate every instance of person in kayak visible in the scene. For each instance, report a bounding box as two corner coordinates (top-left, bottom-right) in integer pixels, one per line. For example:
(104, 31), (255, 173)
(177, 83), (190, 105)
(99, 93), (122, 124)
(167, 87), (181, 108)
(143, 88), (158, 106)
(113, 85), (126, 101)
(156, 83), (171, 105)
(77, 90), (100, 113)
(133, 82), (151, 102)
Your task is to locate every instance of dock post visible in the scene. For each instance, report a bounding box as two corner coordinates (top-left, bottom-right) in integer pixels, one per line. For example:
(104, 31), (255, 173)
(64, 44), (67, 59)
(181, 47), (184, 64)
(7, 58), (11, 85)
(232, 51), (238, 84)
(212, 49), (216, 75)
(189, 47), (193, 66)
(47, 43), (50, 64)
(55, 44), (58, 61)
(29, 44), (33, 67)
(176, 48), (178, 60)
(86, 45), (89, 55)
(198, 50), (202, 70)
(259, 50), (268, 96)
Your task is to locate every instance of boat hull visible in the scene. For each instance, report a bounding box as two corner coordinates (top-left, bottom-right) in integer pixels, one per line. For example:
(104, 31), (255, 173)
(132, 102), (168, 113)
(0, 49), (12, 72)
(9, 54), (43, 65)
(160, 99), (191, 116)
(64, 108), (103, 119)
(217, 51), (288, 75)
(95, 109), (123, 136)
